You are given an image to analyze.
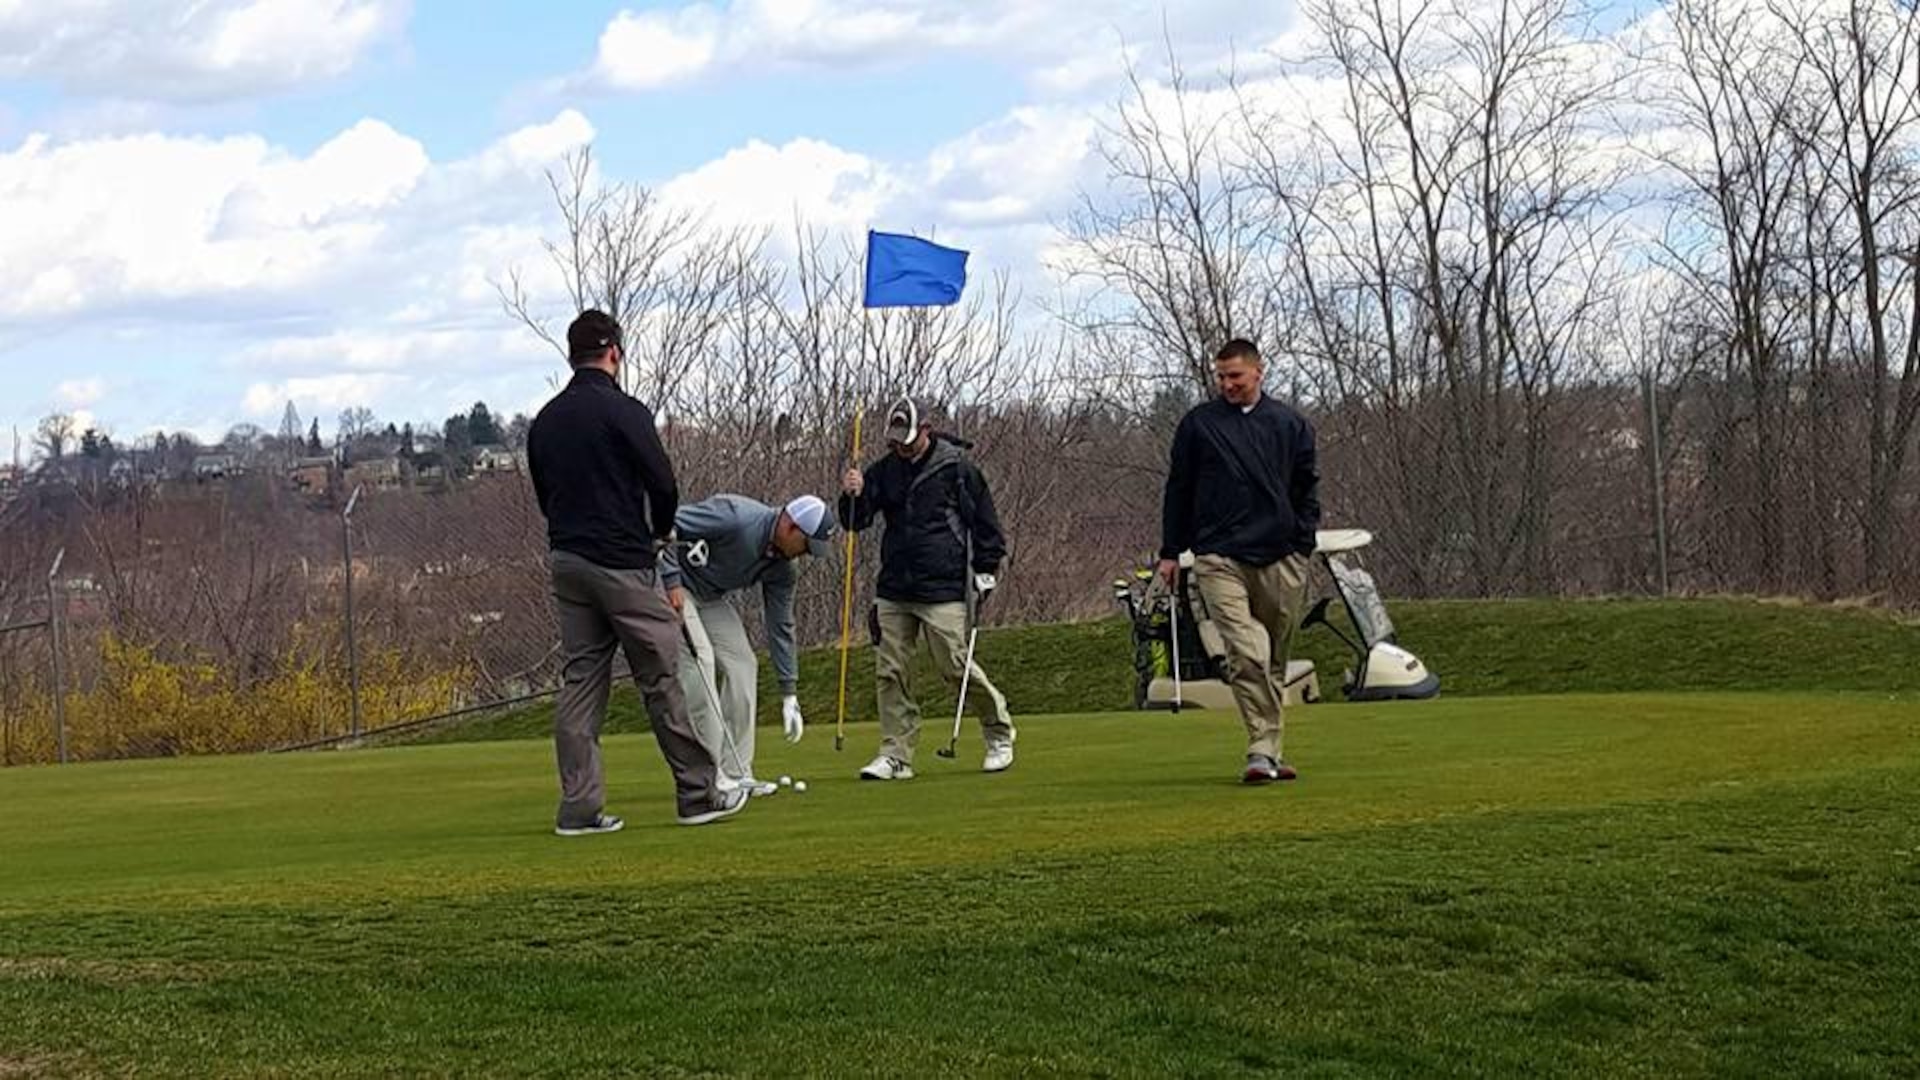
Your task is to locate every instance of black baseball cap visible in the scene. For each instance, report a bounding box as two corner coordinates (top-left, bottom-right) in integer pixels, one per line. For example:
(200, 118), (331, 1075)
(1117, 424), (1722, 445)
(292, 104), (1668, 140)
(567, 310), (623, 363)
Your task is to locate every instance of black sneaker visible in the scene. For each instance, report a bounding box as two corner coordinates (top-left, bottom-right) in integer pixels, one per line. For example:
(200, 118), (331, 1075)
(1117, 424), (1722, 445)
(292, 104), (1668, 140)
(555, 813), (625, 837)
(678, 786), (750, 826)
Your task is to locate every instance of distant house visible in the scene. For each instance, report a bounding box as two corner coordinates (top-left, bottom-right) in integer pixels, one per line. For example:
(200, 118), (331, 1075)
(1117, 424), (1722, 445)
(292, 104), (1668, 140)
(471, 445), (522, 475)
(288, 456), (336, 496)
(346, 457), (403, 491)
(409, 452), (448, 486)
(193, 453), (238, 481)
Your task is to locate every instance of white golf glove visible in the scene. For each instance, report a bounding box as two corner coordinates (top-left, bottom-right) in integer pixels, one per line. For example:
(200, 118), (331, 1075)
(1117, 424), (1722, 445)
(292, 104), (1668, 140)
(973, 572), (997, 598)
(781, 695), (804, 743)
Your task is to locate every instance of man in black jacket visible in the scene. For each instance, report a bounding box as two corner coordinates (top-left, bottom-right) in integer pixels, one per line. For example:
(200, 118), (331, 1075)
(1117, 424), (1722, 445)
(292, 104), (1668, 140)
(838, 396), (1014, 779)
(1159, 338), (1321, 785)
(527, 309), (747, 832)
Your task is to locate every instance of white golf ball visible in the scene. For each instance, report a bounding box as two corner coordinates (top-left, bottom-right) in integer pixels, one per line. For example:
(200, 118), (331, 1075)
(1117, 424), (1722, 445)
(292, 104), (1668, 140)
(793, 780), (808, 793)
(778, 775), (792, 787)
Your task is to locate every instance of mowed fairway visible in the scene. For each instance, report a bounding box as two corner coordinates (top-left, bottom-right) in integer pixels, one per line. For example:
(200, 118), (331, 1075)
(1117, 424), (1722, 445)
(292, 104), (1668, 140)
(3, 694), (1918, 1077)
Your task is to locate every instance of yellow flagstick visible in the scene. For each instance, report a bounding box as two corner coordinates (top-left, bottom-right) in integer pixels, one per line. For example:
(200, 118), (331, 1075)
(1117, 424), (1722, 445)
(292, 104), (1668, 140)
(834, 402), (865, 752)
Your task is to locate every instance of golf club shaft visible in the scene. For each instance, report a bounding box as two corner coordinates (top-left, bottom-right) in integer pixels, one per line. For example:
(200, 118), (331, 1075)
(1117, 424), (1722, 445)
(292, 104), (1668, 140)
(1169, 576), (1183, 713)
(949, 625), (978, 750)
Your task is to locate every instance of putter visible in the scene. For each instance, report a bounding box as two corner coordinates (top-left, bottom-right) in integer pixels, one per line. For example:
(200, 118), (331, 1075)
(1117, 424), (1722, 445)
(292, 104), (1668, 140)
(936, 567), (981, 760)
(935, 623), (979, 760)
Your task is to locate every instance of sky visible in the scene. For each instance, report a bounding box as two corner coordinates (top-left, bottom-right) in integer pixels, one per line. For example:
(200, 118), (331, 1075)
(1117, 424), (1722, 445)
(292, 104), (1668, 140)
(0, 0), (1307, 456)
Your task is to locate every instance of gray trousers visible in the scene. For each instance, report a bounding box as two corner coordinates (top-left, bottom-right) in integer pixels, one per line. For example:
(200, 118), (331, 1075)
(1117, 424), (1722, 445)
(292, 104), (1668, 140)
(549, 550), (718, 824)
(677, 593), (759, 782)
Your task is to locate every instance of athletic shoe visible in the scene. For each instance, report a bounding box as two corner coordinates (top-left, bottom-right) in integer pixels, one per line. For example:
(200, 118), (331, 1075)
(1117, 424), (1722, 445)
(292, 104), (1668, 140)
(859, 755), (914, 781)
(1243, 755), (1299, 785)
(678, 786), (750, 826)
(718, 774), (779, 798)
(555, 813), (625, 837)
(982, 727), (1016, 773)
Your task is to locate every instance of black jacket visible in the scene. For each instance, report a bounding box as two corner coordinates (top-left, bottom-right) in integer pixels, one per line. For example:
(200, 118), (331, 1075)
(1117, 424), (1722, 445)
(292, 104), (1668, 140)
(1161, 395), (1320, 565)
(527, 368), (678, 570)
(837, 434), (1006, 603)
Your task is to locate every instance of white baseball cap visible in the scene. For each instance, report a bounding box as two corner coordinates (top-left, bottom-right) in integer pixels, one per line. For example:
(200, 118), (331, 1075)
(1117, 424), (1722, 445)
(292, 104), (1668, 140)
(784, 495), (837, 557)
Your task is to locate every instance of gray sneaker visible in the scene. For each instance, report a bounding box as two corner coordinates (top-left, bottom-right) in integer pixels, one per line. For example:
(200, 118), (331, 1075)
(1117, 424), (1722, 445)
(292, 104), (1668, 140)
(678, 786), (750, 826)
(555, 813), (625, 837)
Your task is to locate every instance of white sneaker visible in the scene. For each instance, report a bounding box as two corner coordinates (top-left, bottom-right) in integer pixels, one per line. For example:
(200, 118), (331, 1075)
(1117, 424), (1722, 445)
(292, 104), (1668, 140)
(982, 728), (1016, 773)
(859, 755), (914, 781)
(678, 786), (750, 826)
(738, 776), (779, 797)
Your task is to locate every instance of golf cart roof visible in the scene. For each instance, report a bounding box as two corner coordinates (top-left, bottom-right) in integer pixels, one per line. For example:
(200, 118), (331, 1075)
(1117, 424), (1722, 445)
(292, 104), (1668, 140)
(1315, 528), (1374, 553)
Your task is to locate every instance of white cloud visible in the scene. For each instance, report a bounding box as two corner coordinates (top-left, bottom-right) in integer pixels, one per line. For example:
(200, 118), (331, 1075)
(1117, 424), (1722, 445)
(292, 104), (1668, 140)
(56, 378), (107, 409)
(242, 373), (409, 416)
(659, 137), (893, 230)
(579, 0), (1292, 96)
(0, 0), (409, 102)
(590, 6), (724, 91)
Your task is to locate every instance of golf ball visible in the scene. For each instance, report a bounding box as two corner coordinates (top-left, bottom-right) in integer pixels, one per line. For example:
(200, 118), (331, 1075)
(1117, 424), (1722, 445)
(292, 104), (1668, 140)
(793, 780), (808, 793)
(778, 775), (792, 787)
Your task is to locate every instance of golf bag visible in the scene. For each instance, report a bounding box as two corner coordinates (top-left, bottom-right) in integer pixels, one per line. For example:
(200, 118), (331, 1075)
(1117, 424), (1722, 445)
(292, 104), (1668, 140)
(1112, 567), (1216, 709)
(1112, 558), (1320, 712)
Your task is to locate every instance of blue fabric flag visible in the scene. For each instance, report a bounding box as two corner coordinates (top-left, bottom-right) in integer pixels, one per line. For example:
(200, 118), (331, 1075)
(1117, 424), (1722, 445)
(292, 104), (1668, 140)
(863, 230), (969, 308)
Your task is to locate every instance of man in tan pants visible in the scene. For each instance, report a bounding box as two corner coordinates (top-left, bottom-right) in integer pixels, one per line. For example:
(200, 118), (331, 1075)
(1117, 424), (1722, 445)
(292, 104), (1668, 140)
(1159, 339), (1321, 784)
(839, 396), (1014, 779)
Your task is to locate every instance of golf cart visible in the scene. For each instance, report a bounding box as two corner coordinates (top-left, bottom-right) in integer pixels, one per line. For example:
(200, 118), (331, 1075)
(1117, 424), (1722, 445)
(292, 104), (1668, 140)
(1112, 529), (1437, 710)
(1111, 552), (1320, 712)
(1303, 529), (1440, 701)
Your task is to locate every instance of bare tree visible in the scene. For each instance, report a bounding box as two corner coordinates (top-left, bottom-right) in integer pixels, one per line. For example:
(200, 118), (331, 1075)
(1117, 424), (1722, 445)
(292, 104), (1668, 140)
(1054, 44), (1278, 421)
(34, 413), (77, 464)
(495, 145), (755, 404)
(1770, 0), (1920, 588)
(1243, 0), (1626, 592)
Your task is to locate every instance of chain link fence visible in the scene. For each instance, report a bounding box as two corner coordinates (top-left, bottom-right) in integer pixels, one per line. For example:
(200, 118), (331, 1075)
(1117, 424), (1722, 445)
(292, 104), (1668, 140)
(1, 374), (1916, 767)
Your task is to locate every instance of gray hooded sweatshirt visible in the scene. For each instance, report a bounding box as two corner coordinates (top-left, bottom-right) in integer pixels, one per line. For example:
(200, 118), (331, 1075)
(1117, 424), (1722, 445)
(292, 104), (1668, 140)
(658, 494), (801, 694)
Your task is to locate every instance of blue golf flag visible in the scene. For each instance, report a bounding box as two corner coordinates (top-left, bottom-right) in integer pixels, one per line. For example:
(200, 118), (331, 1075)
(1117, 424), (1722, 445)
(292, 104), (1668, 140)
(863, 230), (968, 308)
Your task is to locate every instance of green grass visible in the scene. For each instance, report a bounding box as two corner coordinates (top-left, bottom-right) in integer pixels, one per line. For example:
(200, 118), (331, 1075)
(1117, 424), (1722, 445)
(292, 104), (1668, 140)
(3, 692), (1917, 1076)
(394, 597), (1920, 746)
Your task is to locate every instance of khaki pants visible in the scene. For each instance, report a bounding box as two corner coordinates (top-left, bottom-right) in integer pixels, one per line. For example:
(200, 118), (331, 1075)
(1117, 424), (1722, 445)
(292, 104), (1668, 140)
(873, 598), (1012, 764)
(1191, 552), (1310, 761)
(677, 593), (759, 782)
(549, 551), (718, 825)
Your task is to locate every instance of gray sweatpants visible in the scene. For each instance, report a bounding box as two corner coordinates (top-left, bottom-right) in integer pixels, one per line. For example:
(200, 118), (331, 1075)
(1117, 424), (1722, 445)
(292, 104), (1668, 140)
(549, 550), (719, 825)
(677, 593), (759, 782)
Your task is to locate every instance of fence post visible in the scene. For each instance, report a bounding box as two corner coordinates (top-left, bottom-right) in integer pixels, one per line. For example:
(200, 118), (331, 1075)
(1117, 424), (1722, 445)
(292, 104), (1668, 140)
(1641, 371), (1671, 597)
(343, 486), (363, 739)
(47, 547), (67, 764)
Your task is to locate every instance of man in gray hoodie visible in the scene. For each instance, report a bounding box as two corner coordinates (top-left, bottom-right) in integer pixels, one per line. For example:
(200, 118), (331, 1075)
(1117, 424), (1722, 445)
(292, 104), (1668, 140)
(660, 493), (837, 795)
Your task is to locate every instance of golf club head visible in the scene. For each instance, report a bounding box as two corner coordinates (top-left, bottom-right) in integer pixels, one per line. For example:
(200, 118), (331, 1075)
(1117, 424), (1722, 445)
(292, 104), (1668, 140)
(935, 743), (957, 759)
(833, 733), (844, 751)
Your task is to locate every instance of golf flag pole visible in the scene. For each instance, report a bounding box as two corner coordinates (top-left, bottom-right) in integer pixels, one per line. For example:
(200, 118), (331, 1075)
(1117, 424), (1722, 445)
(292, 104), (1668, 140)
(834, 229), (967, 752)
(834, 402), (864, 752)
